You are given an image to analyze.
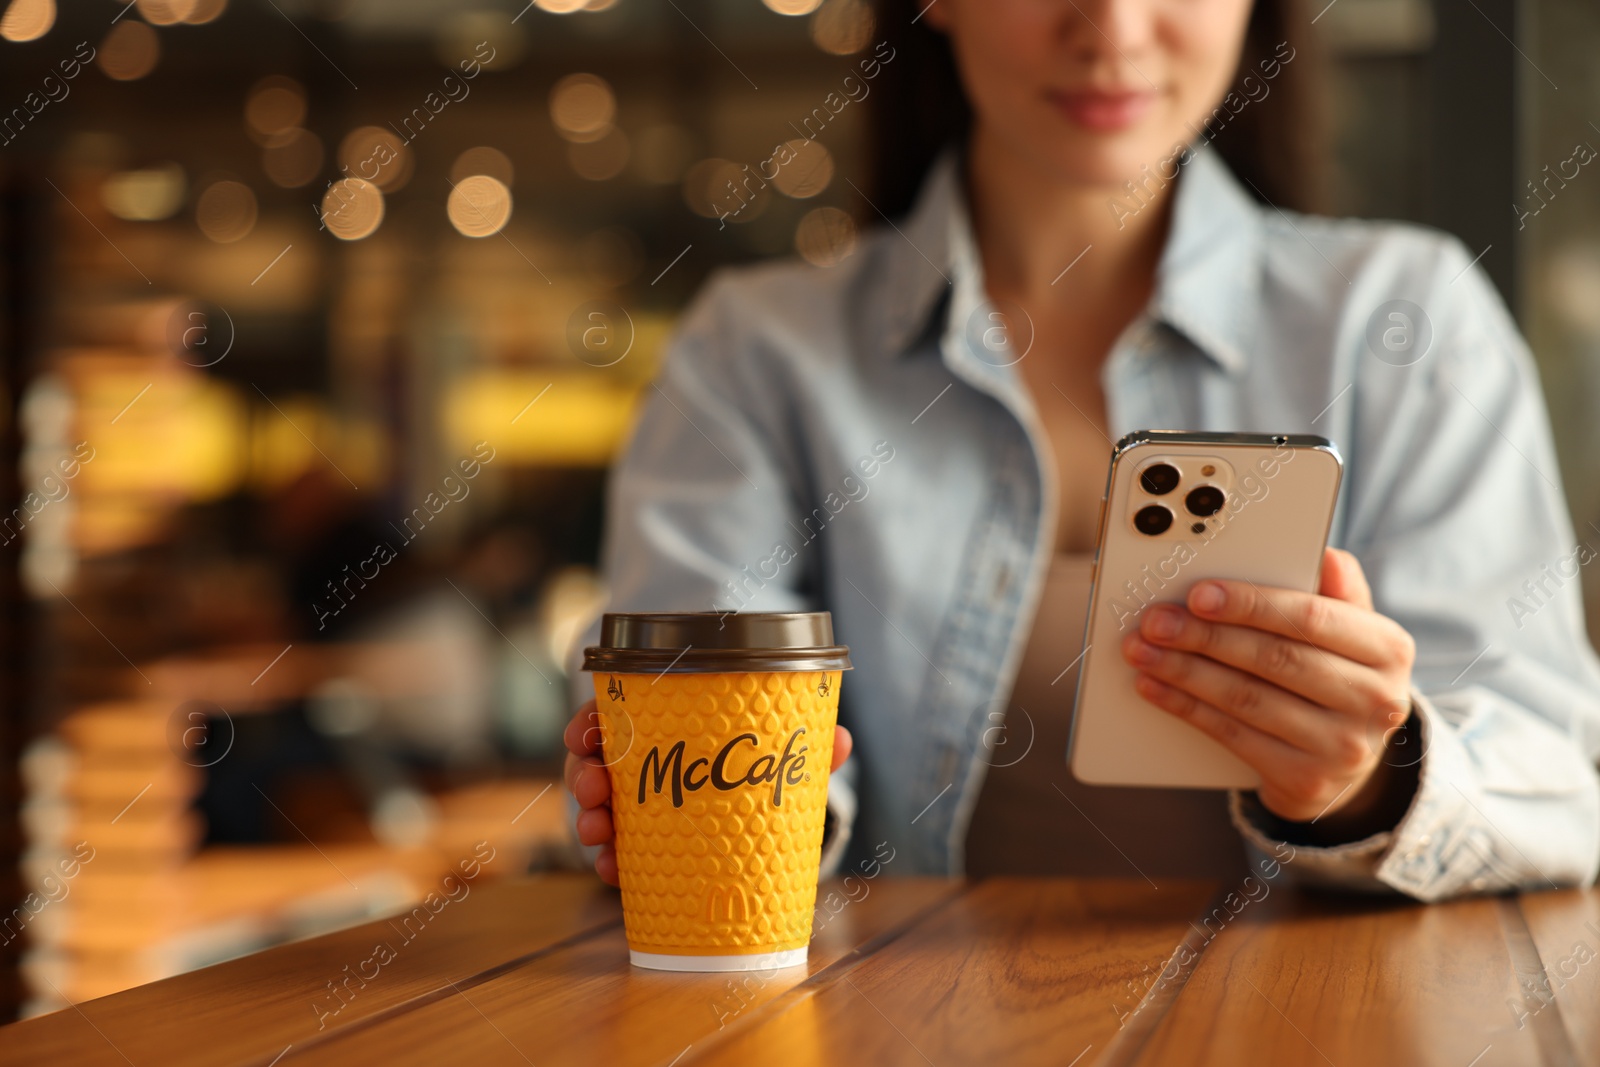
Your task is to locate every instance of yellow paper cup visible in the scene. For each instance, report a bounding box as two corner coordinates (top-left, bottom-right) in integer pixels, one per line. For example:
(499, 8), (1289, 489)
(584, 612), (851, 972)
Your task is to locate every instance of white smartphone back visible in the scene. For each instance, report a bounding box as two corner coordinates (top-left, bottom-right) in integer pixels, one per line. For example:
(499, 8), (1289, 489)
(1067, 431), (1344, 789)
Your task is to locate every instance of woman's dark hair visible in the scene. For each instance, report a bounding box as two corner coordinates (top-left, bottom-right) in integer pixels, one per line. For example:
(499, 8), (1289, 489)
(865, 0), (1328, 218)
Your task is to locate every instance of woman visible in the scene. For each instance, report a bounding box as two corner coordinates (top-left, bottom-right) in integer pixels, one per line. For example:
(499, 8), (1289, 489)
(564, 0), (1600, 899)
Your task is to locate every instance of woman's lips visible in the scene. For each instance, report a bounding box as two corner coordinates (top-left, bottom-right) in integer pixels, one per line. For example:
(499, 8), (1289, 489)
(1049, 89), (1157, 132)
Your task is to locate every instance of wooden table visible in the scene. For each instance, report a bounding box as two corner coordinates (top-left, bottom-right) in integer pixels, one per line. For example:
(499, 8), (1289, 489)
(4, 873), (1597, 1066)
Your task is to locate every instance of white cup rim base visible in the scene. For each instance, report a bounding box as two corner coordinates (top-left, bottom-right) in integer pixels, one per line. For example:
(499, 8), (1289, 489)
(628, 947), (808, 972)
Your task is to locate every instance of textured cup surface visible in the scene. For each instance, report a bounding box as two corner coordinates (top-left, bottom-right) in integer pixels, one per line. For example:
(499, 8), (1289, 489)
(593, 669), (840, 960)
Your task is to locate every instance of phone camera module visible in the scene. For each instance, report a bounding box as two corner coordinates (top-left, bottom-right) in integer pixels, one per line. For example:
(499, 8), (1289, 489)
(1134, 504), (1174, 536)
(1185, 486), (1226, 517)
(1139, 463), (1180, 495)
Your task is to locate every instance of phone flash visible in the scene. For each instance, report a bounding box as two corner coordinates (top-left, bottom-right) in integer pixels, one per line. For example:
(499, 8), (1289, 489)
(1201, 464), (1216, 476)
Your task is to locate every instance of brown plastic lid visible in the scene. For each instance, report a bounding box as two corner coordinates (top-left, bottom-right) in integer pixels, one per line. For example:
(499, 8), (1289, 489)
(582, 611), (852, 674)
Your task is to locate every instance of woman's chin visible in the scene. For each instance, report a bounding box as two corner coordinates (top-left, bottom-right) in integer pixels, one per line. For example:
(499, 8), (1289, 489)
(1023, 145), (1186, 197)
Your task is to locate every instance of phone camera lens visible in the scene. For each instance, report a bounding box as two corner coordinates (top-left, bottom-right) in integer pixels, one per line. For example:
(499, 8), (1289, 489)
(1134, 504), (1174, 536)
(1186, 486), (1226, 517)
(1139, 463), (1180, 495)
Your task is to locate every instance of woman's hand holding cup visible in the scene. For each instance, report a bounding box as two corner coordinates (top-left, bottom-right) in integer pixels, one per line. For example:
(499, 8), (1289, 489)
(563, 699), (855, 887)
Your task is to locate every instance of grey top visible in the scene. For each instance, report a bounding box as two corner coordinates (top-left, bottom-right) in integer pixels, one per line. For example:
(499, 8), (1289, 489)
(578, 143), (1600, 900)
(964, 551), (1248, 879)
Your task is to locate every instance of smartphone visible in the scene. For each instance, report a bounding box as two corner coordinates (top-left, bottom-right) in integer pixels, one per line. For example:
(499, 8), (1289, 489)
(1067, 430), (1344, 789)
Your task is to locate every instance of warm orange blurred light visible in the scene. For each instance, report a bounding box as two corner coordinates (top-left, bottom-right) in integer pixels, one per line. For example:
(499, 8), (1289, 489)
(0, 0), (54, 43)
(795, 206), (857, 267)
(195, 180), (258, 243)
(549, 73), (615, 143)
(567, 128), (629, 182)
(98, 21), (160, 81)
(337, 126), (413, 192)
(183, 0), (226, 24)
(244, 76), (307, 141)
(445, 372), (644, 466)
(811, 0), (873, 55)
(447, 175), (513, 238)
(772, 139), (834, 199)
(102, 164), (187, 221)
(450, 146), (514, 186)
(261, 128), (323, 189)
(321, 178), (385, 241)
(137, 0), (197, 27)
(682, 157), (765, 222)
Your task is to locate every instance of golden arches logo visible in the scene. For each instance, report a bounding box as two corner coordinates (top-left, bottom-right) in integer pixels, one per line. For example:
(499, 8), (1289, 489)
(707, 884), (750, 923)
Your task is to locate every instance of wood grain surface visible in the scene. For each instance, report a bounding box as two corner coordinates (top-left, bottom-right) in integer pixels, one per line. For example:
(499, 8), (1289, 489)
(1, 873), (1594, 1067)
(281, 877), (961, 1067)
(686, 877), (1218, 1067)
(1517, 888), (1600, 1067)
(0, 875), (621, 1067)
(1127, 886), (1551, 1067)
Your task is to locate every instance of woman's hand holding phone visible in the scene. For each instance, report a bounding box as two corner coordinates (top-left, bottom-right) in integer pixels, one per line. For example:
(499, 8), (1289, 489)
(1120, 547), (1417, 825)
(563, 701), (855, 886)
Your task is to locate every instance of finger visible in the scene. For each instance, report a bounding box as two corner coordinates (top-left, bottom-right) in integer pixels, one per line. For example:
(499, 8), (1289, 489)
(832, 725), (853, 772)
(595, 844), (620, 887)
(1136, 604), (1386, 714)
(1318, 547), (1373, 611)
(563, 700), (602, 757)
(1133, 672), (1309, 775)
(1124, 633), (1342, 757)
(575, 804), (614, 847)
(568, 755), (612, 809)
(1186, 578), (1406, 667)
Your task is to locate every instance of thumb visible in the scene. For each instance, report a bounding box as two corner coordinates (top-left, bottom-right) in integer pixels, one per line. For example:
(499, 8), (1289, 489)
(1318, 546), (1373, 610)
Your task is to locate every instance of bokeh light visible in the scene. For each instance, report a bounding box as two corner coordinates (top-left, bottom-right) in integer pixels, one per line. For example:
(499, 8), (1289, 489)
(261, 128), (324, 189)
(811, 0), (873, 55)
(568, 128), (629, 182)
(101, 164), (187, 221)
(0, 0), (55, 43)
(447, 175), (513, 238)
(137, 0), (197, 26)
(338, 126), (413, 192)
(195, 179), (258, 243)
(771, 139), (834, 199)
(549, 73), (616, 143)
(98, 21), (160, 81)
(183, 0), (226, 24)
(321, 178), (385, 241)
(762, 0), (822, 13)
(535, 0), (588, 12)
(795, 206), (857, 267)
(450, 146), (514, 186)
(244, 76), (307, 143)
(682, 158), (771, 222)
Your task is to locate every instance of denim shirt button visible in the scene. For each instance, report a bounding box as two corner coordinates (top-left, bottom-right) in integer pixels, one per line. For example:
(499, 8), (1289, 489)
(1416, 834), (1431, 848)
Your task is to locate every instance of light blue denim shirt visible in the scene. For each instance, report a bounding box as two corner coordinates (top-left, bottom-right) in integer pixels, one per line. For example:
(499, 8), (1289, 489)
(580, 146), (1600, 901)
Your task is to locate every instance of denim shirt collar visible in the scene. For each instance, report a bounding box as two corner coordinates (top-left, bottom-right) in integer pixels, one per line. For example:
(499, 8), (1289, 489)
(879, 143), (1263, 376)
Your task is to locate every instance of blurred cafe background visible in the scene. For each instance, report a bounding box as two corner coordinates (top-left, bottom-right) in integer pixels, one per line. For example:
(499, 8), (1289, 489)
(0, 0), (1598, 1021)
